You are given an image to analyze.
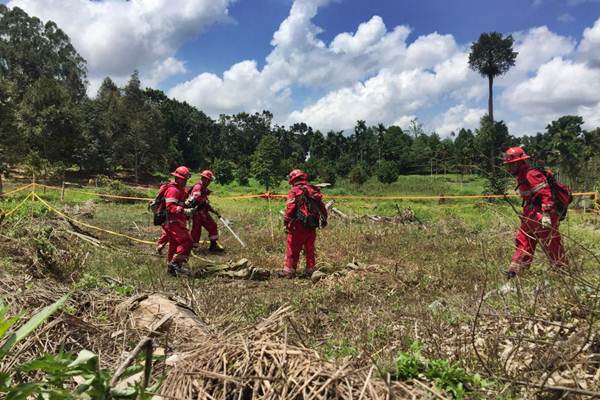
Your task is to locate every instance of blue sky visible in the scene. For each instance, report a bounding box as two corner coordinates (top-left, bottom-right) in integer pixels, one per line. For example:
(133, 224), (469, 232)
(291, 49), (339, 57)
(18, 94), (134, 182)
(5, 0), (600, 135)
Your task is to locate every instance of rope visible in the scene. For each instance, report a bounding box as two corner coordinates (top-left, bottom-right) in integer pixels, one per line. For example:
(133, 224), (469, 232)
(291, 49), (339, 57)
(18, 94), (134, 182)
(1, 191), (34, 218)
(27, 182), (599, 204)
(34, 183), (154, 201)
(32, 193), (155, 245)
(0, 183), (34, 197)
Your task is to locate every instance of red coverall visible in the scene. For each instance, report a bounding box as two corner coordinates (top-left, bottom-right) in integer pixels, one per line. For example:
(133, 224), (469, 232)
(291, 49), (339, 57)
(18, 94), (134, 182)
(163, 182), (193, 263)
(187, 181), (219, 244)
(283, 181), (327, 274)
(509, 164), (567, 274)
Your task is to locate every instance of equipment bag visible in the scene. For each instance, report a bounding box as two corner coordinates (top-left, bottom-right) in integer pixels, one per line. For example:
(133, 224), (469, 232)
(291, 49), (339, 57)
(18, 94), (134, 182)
(149, 183), (168, 226)
(295, 184), (324, 229)
(539, 168), (573, 221)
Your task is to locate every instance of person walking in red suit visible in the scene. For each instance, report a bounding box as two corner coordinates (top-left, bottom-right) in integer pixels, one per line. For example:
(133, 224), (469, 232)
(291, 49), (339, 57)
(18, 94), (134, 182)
(503, 147), (567, 278)
(163, 166), (194, 276)
(279, 169), (328, 278)
(186, 170), (224, 252)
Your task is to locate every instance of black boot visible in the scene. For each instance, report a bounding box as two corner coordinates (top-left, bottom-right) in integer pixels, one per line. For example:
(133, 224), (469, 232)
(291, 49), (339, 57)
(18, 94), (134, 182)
(167, 262), (180, 277)
(209, 240), (224, 252)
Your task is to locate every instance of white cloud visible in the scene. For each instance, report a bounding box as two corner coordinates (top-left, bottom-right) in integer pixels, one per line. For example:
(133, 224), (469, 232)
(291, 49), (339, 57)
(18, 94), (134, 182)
(330, 16), (387, 54)
(509, 26), (575, 75)
(557, 13), (575, 23)
(7, 0), (232, 90)
(286, 52), (476, 132)
(578, 17), (600, 67)
(504, 57), (600, 115)
(170, 0), (475, 131)
(433, 105), (486, 136)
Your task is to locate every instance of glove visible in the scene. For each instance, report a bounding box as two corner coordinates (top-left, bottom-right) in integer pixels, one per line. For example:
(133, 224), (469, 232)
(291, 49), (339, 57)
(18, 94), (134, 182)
(540, 213), (552, 228)
(320, 218), (328, 228)
(183, 208), (195, 217)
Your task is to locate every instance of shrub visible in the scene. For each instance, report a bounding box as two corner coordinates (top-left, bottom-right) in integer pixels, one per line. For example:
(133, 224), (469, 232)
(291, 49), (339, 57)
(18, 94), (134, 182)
(213, 159), (235, 185)
(348, 163), (369, 185)
(375, 160), (399, 184)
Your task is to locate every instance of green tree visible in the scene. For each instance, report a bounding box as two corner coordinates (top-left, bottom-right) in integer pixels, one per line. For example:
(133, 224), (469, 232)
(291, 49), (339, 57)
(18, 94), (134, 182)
(474, 116), (514, 194)
(15, 77), (84, 164)
(546, 115), (586, 186)
(213, 159), (235, 185)
(0, 5), (87, 101)
(115, 71), (169, 182)
(251, 135), (282, 191)
(452, 128), (476, 176)
(468, 32), (517, 122)
(349, 163), (369, 185)
(79, 77), (123, 173)
(376, 160), (399, 184)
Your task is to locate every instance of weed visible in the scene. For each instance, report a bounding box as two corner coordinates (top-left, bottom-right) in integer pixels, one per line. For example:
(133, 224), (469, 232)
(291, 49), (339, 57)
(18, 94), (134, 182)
(392, 342), (486, 399)
(321, 338), (359, 360)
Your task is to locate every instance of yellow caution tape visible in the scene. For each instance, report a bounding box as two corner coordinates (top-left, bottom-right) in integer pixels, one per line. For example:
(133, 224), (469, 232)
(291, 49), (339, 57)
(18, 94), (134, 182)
(1, 191), (34, 218)
(33, 193), (155, 245)
(0, 183), (34, 197)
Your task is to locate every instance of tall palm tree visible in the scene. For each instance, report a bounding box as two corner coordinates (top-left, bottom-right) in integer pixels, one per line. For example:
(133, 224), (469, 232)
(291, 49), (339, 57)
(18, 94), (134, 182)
(468, 32), (518, 122)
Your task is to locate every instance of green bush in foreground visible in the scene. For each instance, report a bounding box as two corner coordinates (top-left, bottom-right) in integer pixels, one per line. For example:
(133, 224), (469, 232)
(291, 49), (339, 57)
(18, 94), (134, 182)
(393, 342), (486, 399)
(0, 297), (156, 399)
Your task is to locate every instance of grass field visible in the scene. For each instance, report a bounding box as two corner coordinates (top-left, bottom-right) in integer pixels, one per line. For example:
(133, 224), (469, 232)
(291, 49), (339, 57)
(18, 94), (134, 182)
(1, 174), (599, 398)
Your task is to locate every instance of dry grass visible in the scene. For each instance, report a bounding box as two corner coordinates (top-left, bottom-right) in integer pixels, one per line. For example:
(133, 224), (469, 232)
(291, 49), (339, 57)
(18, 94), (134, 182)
(1, 187), (599, 398)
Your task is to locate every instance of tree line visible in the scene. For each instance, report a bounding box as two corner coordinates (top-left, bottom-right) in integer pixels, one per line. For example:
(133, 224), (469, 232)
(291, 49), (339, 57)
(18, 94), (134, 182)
(1, 5), (600, 193)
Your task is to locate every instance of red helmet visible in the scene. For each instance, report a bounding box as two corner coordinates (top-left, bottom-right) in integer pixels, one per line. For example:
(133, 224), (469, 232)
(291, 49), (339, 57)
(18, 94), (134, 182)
(288, 169), (307, 184)
(171, 166), (191, 180)
(200, 170), (214, 181)
(503, 147), (530, 164)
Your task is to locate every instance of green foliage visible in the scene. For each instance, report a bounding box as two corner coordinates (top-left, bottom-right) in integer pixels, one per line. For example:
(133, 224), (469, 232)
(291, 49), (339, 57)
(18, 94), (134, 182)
(393, 342), (485, 399)
(348, 163), (369, 185)
(0, 295), (68, 362)
(251, 135), (282, 191)
(0, 296), (153, 399)
(376, 160), (399, 184)
(213, 159), (235, 185)
(474, 116), (514, 194)
(236, 163), (250, 186)
(4, 349), (154, 399)
(468, 32), (517, 121)
(468, 32), (517, 78)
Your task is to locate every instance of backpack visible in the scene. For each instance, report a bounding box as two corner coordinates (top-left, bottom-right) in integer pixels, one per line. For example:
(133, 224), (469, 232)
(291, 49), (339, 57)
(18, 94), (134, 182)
(149, 183), (168, 226)
(537, 168), (573, 221)
(295, 184), (324, 229)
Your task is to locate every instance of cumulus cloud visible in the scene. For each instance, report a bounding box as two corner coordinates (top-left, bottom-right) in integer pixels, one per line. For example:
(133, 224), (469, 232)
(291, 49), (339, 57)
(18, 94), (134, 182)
(504, 57), (600, 114)
(286, 52), (476, 131)
(7, 0), (232, 91)
(578, 17), (600, 67)
(433, 105), (486, 136)
(170, 0), (477, 131)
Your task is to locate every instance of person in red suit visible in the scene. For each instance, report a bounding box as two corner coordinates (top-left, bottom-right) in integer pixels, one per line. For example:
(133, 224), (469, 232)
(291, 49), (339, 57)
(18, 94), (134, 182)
(186, 170), (224, 252)
(503, 147), (567, 277)
(280, 169), (328, 278)
(162, 166), (194, 276)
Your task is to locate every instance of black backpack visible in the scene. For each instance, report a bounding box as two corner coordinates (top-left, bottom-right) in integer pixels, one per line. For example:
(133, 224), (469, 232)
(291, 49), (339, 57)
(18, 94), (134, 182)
(537, 168), (573, 221)
(295, 185), (324, 229)
(149, 183), (168, 226)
